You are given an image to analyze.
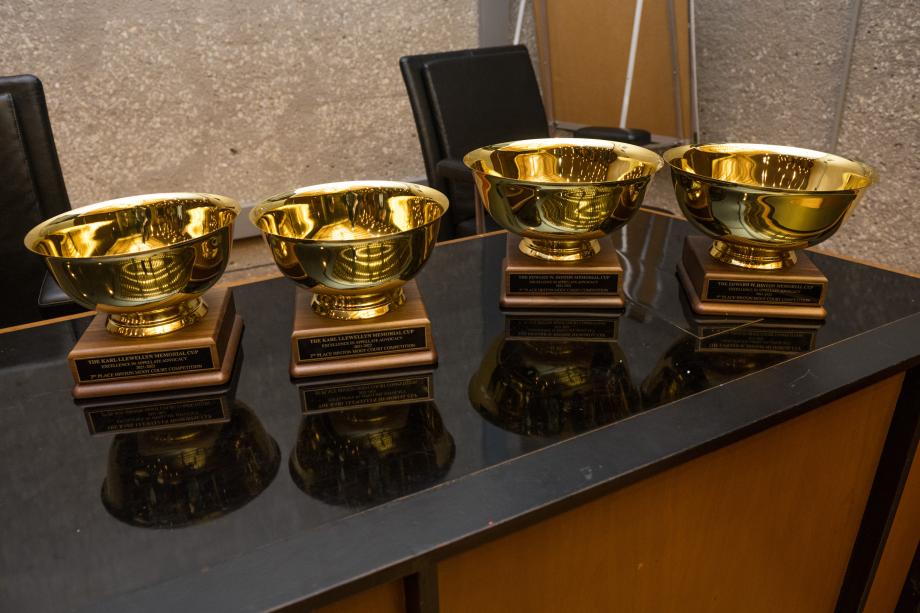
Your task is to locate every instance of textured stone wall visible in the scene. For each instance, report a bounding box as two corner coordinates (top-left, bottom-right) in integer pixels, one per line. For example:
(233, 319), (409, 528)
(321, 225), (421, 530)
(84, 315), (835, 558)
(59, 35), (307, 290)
(824, 0), (920, 269)
(695, 0), (920, 271)
(1, 0), (477, 213)
(4, 0), (918, 270)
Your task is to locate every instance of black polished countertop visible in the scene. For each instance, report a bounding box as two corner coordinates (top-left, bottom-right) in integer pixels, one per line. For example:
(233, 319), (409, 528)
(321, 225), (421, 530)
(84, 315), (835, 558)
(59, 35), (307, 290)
(2, 211), (920, 612)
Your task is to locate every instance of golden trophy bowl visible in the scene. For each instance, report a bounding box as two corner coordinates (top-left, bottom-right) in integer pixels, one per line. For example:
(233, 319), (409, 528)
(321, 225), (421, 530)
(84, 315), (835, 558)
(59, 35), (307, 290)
(664, 143), (875, 319)
(465, 138), (662, 309)
(24, 193), (240, 337)
(290, 402), (455, 507)
(251, 181), (448, 321)
(469, 335), (638, 437)
(102, 401), (280, 528)
(252, 181), (447, 378)
(664, 143), (875, 270)
(24, 193), (244, 398)
(464, 137), (663, 261)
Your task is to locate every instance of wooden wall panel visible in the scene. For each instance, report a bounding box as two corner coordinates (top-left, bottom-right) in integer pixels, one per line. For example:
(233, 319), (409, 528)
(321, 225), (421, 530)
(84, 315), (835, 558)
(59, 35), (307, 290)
(312, 580), (404, 613)
(537, 0), (692, 138)
(438, 375), (903, 613)
(864, 446), (920, 613)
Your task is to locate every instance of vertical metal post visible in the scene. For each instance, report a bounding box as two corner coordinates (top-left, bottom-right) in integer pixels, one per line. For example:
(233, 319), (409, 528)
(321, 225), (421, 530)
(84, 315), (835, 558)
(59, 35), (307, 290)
(688, 0), (700, 143)
(513, 0), (527, 45)
(620, 0), (644, 128)
(828, 0), (863, 153)
(666, 0), (685, 142)
(532, 0), (555, 127)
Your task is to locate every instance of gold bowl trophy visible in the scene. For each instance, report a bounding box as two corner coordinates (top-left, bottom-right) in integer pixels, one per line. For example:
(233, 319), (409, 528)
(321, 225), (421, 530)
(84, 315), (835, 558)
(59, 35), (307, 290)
(24, 193), (243, 398)
(469, 317), (638, 437)
(102, 401), (280, 528)
(290, 400), (454, 507)
(664, 143), (875, 319)
(464, 138), (663, 308)
(251, 181), (447, 377)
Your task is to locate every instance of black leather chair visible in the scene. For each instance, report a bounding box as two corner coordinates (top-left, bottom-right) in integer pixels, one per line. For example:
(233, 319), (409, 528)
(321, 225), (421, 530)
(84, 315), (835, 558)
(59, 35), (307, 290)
(399, 45), (652, 240)
(0, 74), (80, 327)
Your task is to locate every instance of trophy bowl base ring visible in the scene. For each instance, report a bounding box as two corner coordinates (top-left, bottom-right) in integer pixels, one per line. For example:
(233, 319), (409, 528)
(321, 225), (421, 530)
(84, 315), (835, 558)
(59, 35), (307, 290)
(311, 288), (406, 320)
(291, 280), (437, 379)
(69, 287), (244, 399)
(502, 235), (624, 310)
(105, 297), (209, 338)
(710, 239), (797, 270)
(519, 237), (601, 262)
(678, 235), (827, 320)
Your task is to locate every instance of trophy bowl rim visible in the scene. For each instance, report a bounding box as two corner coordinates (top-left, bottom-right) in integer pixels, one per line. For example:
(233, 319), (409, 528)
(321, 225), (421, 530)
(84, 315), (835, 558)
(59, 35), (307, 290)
(663, 142), (875, 195)
(462, 137), (664, 186)
(249, 180), (449, 246)
(23, 192), (241, 261)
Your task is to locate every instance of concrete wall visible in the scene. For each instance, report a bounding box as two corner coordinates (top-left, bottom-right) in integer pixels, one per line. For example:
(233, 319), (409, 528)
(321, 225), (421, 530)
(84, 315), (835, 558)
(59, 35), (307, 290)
(695, 0), (920, 271)
(510, 0), (920, 272)
(3, 0), (918, 270)
(1, 0), (477, 233)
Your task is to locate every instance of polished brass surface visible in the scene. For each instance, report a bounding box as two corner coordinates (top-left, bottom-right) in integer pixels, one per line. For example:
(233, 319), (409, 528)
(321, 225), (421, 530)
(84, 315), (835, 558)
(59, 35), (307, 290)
(251, 181), (447, 320)
(469, 335), (638, 436)
(464, 138), (662, 261)
(101, 401), (280, 528)
(290, 402), (455, 507)
(664, 143), (874, 270)
(24, 193), (239, 337)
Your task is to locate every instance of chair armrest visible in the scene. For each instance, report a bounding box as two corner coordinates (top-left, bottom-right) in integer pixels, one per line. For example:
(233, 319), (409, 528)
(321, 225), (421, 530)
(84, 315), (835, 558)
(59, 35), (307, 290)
(436, 158), (474, 183)
(38, 271), (74, 308)
(573, 126), (652, 146)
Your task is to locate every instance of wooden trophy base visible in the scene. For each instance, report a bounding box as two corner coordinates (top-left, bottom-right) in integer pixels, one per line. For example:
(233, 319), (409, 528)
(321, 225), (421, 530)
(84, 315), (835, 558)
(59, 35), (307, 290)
(290, 279), (437, 378)
(677, 235), (828, 320)
(68, 287), (244, 399)
(501, 236), (624, 309)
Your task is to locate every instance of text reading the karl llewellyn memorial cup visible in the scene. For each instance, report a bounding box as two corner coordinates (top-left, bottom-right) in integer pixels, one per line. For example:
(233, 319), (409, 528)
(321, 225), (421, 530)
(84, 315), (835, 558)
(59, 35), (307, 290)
(75, 348), (214, 382)
(705, 279), (824, 305)
(298, 327), (428, 362)
(509, 273), (618, 294)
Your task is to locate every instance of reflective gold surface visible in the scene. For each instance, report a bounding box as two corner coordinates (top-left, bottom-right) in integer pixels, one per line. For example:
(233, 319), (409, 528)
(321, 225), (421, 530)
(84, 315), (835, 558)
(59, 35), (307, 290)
(101, 401), (280, 528)
(24, 193), (239, 336)
(290, 402), (455, 507)
(469, 335), (637, 436)
(464, 138), (662, 261)
(251, 181), (447, 320)
(664, 143), (874, 269)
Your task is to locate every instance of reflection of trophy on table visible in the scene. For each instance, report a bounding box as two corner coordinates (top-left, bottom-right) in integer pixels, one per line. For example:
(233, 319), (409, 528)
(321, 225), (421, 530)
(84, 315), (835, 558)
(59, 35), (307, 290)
(250, 182), (448, 378)
(291, 371), (454, 507)
(464, 138), (662, 309)
(664, 144), (874, 319)
(100, 398), (279, 528)
(469, 313), (638, 436)
(24, 193), (244, 398)
(641, 319), (819, 408)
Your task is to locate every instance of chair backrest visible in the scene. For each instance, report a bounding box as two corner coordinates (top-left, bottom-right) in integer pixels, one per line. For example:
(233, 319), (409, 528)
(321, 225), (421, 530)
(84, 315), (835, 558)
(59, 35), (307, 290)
(0, 74), (70, 327)
(400, 46), (549, 238)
